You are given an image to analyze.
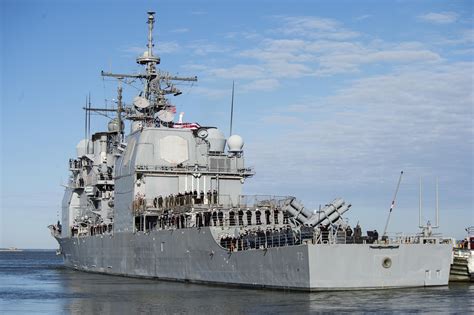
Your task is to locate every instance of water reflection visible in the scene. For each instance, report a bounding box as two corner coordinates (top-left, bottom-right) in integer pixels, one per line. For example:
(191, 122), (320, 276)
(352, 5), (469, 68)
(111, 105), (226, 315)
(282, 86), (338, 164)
(1, 251), (473, 314)
(57, 268), (474, 314)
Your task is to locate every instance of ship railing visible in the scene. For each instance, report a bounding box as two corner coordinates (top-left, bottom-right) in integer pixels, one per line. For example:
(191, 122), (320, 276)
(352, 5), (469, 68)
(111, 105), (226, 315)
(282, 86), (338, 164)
(133, 194), (291, 214)
(217, 228), (305, 251)
(70, 223), (114, 238)
(135, 164), (254, 175)
(237, 195), (291, 209)
(466, 226), (474, 236)
(134, 194), (235, 214)
(370, 233), (454, 245)
(96, 173), (113, 181)
(216, 227), (449, 252)
(69, 178), (85, 189)
(48, 224), (62, 237)
(218, 225), (412, 248)
(68, 159), (83, 170)
(216, 227), (351, 252)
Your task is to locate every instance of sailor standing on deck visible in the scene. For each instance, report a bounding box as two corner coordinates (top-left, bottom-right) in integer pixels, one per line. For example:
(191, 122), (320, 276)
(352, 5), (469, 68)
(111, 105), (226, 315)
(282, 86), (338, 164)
(200, 191), (205, 204)
(212, 211), (218, 226)
(246, 210), (252, 225)
(207, 190), (212, 204)
(193, 190), (198, 204)
(158, 195), (163, 208)
(213, 189), (218, 204)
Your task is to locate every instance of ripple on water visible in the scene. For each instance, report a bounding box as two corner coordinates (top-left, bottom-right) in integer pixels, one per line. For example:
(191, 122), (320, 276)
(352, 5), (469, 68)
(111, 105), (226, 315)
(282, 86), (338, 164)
(1, 251), (473, 314)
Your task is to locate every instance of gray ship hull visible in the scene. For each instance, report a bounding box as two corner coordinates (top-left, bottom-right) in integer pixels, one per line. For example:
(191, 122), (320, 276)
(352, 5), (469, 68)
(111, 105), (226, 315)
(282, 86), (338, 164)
(56, 228), (452, 291)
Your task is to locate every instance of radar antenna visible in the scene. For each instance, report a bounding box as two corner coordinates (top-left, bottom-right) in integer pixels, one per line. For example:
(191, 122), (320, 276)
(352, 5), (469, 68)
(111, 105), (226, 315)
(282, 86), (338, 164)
(229, 80), (235, 136)
(100, 11), (197, 123)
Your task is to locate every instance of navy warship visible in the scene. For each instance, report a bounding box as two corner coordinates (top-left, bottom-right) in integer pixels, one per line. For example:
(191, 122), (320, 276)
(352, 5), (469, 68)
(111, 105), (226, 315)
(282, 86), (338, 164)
(50, 12), (453, 290)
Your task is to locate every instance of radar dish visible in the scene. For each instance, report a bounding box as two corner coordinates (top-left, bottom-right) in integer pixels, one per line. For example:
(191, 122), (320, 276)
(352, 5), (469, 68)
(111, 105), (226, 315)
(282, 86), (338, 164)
(133, 96), (150, 109)
(197, 128), (209, 139)
(157, 110), (175, 122)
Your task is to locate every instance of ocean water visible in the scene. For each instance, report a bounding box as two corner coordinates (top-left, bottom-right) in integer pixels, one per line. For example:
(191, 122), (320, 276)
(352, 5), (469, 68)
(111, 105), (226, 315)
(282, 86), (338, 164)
(0, 251), (472, 314)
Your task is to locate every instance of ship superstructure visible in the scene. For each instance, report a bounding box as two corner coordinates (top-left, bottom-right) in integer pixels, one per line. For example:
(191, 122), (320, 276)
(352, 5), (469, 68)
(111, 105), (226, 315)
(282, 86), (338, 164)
(50, 12), (454, 291)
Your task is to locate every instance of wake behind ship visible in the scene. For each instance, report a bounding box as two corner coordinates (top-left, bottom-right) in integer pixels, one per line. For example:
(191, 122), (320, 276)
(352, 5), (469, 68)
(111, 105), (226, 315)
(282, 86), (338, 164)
(50, 12), (453, 291)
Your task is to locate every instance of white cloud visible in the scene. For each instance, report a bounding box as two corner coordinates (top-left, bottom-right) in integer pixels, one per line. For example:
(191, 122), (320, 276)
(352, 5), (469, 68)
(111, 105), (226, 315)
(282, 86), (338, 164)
(186, 14), (451, 90)
(355, 14), (371, 21)
(316, 49), (442, 75)
(225, 31), (262, 40)
(248, 62), (473, 190)
(418, 12), (458, 24)
(156, 41), (180, 54)
(279, 16), (360, 40)
(239, 37), (441, 77)
(436, 29), (474, 45)
(181, 64), (209, 72)
(207, 64), (265, 79)
(192, 86), (228, 99)
(172, 28), (189, 33)
(188, 41), (231, 55)
(266, 61), (312, 78)
(122, 41), (180, 55)
(121, 46), (145, 55)
(242, 79), (280, 92)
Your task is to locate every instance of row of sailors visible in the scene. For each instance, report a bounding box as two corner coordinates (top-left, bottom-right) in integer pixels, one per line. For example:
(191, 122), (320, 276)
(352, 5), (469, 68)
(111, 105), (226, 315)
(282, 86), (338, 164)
(137, 208), (291, 232)
(69, 158), (83, 169)
(219, 225), (377, 250)
(152, 190), (220, 208)
(317, 224), (380, 244)
(71, 223), (113, 237)
(196, 209), (290, 227)
(90, 223), (113, 236)
(68, 158), (92, 169)
(220, 227), (301, 251)
(133, 190), (220, 211)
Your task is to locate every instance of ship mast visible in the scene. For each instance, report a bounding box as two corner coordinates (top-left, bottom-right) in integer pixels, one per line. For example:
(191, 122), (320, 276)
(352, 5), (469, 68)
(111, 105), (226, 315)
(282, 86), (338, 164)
(101, 11), (197, 123)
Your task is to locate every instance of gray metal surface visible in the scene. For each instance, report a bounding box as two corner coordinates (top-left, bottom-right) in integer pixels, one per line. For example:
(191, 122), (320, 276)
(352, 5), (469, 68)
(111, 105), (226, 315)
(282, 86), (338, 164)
(56, 229), (452, 290)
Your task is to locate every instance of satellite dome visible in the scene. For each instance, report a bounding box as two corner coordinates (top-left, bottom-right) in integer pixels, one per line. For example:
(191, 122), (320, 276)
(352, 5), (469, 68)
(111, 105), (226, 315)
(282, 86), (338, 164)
(76, 139), (93, 157)
(207, 128), (226, 153)
(108, 118), (123, 133)
(227, 135), (244, 152)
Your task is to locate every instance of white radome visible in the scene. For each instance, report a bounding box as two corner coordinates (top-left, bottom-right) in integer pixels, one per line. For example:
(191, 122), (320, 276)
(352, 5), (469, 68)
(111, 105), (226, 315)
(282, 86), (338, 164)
(76, 139), (92, 157)
(207, 128), (226, 153)
(227, 135), (244, 152)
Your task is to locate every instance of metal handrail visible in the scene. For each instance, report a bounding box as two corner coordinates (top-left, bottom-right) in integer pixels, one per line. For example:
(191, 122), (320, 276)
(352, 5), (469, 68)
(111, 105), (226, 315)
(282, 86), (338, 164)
(135, 164), (254, 175)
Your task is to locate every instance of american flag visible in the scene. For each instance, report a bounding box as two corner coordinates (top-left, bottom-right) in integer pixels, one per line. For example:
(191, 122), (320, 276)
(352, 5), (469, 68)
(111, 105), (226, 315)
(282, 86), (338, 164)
(173, 122), (201, 130)
(168, 105), (177, 114)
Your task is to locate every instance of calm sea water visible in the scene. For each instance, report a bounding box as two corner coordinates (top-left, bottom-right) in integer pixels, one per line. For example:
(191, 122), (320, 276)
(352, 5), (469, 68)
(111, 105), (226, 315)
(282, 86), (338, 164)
(0, 251), (472, 314)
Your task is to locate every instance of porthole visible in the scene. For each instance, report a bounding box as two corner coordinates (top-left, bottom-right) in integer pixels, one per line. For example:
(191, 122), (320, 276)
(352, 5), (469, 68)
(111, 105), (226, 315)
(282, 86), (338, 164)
(382, 257), (392, 269)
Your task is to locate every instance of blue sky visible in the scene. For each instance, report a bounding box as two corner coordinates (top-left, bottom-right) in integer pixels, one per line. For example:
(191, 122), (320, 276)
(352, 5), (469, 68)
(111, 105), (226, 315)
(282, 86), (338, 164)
(1, 0), (472, 248)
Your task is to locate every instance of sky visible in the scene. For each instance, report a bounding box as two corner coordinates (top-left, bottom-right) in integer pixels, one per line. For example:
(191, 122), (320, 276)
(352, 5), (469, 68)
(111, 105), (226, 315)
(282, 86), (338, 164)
(1, 0), (473, 248)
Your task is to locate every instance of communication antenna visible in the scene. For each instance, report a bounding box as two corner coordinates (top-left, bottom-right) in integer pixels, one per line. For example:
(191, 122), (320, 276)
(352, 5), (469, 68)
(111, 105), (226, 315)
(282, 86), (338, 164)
(435, 177), (439, 228)
(419, 177), (423, 228)
(418, 176), (440, 230)
(229, 80), (235, 136)
(117, 78), (124, 138)
(382, 171), (404, 237)
(88, 93), (92, 139)
(84, 96), (88, 140)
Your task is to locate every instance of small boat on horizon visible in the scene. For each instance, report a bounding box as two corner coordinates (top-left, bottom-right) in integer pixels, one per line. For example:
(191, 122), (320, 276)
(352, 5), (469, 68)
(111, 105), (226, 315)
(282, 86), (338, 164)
(0, 247), (23, 252)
